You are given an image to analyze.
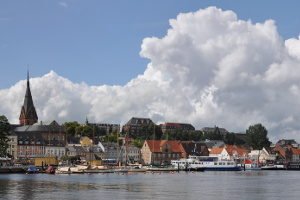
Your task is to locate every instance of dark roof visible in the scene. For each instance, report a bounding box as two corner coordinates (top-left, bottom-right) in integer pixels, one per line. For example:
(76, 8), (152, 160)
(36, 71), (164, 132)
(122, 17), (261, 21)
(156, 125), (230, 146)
(202, 127), (229, 133)
(14, 122), (65, 133)
(67, 137), (81, 144)
(15, 131), (65, 146)
(162, 122), (195, 130)
(277, 139), (298, 145)
(125, 117), (154, 125)
(180, 142), (208, 156)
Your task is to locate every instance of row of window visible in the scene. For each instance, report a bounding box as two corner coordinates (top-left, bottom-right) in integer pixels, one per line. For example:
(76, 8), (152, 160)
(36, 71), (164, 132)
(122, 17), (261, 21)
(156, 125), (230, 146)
(19, 146), (44, 150)
(152, 153), (179, 158)
(46, 149), (65, 156)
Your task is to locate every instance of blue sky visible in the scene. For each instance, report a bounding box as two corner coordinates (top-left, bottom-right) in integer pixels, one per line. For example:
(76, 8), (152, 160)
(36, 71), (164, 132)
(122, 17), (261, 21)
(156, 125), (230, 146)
(1, 0), (300, 89)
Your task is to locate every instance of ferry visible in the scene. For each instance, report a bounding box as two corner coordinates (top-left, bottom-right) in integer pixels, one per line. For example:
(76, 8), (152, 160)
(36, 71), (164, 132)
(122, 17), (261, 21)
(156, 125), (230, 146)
(171, 156), (241, 171)
(244, 160), (261, 170)
(171, 156), (205, 171)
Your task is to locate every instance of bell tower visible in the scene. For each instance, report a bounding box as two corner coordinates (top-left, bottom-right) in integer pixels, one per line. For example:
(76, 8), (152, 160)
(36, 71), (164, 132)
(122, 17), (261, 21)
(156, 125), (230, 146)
(19, 71), (38, 125)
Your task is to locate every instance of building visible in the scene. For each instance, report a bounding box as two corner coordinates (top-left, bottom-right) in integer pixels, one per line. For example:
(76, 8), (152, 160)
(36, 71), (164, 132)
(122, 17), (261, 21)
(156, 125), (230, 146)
(291, 148), (300, 162)
(209, 147), (231, 160)
(202, 139), (225, 150)
(248, 147), (276, 163)
(161, 122), (195, 133)
(14, 121), (66, 159)
(102, 142), (119, 161)
(179, 141), (209, 158)
(119, 145), (141, 163)
(11, 72), (66, 160)
(140, 140), (182, 165)
(202, 126), (229, 136)
(19, 71), (38, 126)
(6, 134), (18, 159)
(122, 117), (155, 137)
(209, 145), (250, 161)
(277, 139), (298, 146)
(274, 144), (292, 162)
(86, 121), (120, 135)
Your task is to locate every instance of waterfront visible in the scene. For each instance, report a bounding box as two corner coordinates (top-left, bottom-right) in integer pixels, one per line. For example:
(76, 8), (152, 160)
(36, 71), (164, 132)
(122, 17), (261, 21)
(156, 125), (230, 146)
(0, 171), (300, 200)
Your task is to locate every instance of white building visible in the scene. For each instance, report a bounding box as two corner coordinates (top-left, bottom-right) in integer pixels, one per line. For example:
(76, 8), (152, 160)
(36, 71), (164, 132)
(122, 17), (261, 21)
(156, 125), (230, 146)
(120, 145), (141, 163)
(248, 147), (276, 163)
(7, 134), (18, 159)
(45, 146), (66, 159)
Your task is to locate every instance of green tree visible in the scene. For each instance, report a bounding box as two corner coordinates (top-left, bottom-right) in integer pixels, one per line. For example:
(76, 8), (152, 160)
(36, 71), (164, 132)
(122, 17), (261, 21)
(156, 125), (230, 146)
(224, 133), (236, 145)
(0, 115), (10, 157)
(63, 121), (80, 137)
(133, 139), (143, 148)
(125, 124), (162, 140)
(75, 125), (93, 138)
(161, 130), (203, 141)
(246, 123), (271, 149)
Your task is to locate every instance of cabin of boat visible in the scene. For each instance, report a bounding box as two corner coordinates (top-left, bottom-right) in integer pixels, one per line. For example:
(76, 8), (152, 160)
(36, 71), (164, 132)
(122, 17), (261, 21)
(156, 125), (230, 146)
(171, 156), (241, 171)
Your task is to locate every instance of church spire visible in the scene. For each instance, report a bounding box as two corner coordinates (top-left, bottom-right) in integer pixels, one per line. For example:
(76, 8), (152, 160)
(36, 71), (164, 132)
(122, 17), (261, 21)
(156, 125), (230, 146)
(19, 71), (38, 126)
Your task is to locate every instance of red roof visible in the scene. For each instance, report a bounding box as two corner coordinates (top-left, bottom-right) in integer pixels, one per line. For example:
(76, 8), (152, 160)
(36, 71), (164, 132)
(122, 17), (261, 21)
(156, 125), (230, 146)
(210, 145), (249, 157)
(291, 148), (300, 155)
(164, 123), (182, 127)
(225, 145), (249, 157)
(145, 140), (182, 153)
(210, 148), (223, 154)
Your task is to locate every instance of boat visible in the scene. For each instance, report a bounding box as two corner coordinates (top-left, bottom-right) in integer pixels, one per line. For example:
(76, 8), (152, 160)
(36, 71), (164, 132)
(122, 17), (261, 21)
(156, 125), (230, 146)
(55, 166), (72, 174)
(171, 157), (204, 171)
(287, 162), (300, 170)
(244, 160), (261, 170)
(261, 164), (286, 170)
(45, 166), (56, 174)
(26, 166), (39, 174)
(171, 156), (241, 171)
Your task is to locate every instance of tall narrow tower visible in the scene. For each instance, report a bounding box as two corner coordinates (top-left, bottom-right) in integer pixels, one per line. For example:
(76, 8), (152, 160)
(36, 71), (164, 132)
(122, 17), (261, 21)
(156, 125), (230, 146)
(19, 71), (38, 126)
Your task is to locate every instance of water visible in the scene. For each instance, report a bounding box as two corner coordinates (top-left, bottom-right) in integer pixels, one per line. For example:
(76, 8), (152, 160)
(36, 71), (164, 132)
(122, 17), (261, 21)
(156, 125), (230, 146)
(0, 171), (299, 200)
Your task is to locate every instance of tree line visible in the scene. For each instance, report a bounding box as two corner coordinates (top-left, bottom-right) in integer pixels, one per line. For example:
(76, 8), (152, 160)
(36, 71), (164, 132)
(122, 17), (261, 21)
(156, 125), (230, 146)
(0, 114), (272, 157)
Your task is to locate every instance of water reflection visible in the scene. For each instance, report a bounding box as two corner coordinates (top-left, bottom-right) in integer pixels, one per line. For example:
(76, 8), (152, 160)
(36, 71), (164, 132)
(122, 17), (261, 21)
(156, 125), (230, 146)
(1, 172), (300, 200)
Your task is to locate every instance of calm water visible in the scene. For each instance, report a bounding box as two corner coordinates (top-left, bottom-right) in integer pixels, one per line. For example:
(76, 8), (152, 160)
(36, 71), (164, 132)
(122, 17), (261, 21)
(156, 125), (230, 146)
(0, 171), (299, 200)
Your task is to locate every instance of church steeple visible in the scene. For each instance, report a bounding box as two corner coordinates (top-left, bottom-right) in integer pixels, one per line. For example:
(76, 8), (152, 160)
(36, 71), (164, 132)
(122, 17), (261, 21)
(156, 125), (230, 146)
(19, 71), (38, 126)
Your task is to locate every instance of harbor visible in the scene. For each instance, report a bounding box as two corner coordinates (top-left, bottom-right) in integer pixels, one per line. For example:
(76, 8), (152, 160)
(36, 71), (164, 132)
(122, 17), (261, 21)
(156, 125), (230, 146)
(1, 171), (300, 200)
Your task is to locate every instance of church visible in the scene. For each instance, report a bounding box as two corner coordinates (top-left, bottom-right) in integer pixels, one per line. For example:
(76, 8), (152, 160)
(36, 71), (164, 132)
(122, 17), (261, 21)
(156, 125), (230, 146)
(8, 72), (66, 161)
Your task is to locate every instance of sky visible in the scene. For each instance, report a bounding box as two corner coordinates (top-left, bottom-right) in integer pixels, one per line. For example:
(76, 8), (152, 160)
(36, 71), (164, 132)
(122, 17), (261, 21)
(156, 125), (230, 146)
(1, 1), (300, 142)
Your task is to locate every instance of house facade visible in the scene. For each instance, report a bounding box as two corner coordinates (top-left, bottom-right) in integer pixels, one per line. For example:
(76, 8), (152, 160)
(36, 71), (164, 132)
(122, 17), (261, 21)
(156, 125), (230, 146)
(141, 140), (182, 165)
(248, 147), (276, 163)
(119, 145), (141, 163)
(161, 122), (195, 133)
(122, 117), (155, 137)
(180, 141), (209, 158)
(209, 145), (250, 161)
(6, 134), (18, 159)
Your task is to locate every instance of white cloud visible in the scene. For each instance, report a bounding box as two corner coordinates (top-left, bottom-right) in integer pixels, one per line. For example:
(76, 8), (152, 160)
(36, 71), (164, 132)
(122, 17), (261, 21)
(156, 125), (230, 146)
(2, 7), (300, 142)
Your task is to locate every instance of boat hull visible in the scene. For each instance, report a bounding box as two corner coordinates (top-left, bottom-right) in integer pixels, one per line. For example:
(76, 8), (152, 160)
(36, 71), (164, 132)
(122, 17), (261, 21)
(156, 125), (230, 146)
(204, 167), (242, 171)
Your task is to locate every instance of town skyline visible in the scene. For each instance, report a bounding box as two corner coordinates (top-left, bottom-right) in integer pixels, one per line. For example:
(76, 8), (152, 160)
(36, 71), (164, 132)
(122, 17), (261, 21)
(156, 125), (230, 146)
(2, 2), (300, 142)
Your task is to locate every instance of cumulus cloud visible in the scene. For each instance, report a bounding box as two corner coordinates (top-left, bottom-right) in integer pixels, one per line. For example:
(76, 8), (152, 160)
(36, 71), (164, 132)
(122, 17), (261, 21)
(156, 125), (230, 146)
(1, 7), (300, 142)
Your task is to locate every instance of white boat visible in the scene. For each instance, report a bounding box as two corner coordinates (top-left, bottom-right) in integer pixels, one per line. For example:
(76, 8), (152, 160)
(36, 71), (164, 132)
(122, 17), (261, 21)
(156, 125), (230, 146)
(261, 164), (286, 170)
(171, 157), (204, 171)
(55, 166), (72, 174)
(171, 156), (241, 171)
(244, 160), (261, 170)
